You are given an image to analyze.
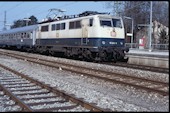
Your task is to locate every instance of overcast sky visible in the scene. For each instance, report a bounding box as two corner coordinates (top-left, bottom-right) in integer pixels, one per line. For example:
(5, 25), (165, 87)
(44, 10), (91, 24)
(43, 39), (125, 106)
(0, 1), (112, 30)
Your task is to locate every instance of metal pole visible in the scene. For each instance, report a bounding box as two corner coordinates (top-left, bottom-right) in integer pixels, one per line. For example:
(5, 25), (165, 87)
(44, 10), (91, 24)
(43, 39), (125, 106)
(149, 1), (152, 52)
(131, 18), (133, 48)
(3, 11), (7, 30)
(124, 16), (133, 48)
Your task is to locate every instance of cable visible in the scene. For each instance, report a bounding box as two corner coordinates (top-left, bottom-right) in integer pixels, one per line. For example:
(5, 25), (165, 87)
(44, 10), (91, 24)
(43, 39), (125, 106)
(7, 2), (24, 12)
(0, 2), (24, 16)
(32, 2), (77, 16)
(10, 2), (78, 22)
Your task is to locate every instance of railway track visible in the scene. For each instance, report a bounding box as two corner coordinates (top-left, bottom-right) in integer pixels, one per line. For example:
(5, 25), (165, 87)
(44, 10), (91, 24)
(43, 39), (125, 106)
(101, 62), (169, 74)
(0, 50), (169, 96)
(0, 63), (109, 112)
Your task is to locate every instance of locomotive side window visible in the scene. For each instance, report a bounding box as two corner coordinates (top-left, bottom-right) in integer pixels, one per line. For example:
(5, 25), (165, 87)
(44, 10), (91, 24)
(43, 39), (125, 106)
(52, 23), (66, 30)
(75, 21), (81, 28)
(89, 19), (93, 27)
(60, 23), (65, 30)
(100, 20), (112, 27)
(69, 20), (81, 29)
(69, 22), (74, 29)
(112, 19), (122, 28)
(52, 24), (56, 31)
(41, 25), (49, 32)
(56, 24), (60, 30)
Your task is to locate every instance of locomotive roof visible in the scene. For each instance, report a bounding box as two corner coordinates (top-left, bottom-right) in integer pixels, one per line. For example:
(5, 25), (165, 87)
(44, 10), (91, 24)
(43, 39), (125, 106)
(38, 11), (120, 24)
(0, 24), (38, 35)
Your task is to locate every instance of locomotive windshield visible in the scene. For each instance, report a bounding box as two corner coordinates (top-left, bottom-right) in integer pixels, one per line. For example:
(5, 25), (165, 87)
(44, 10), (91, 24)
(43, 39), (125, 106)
(100, 18), (122, 28)
(112, 19), (122, 28)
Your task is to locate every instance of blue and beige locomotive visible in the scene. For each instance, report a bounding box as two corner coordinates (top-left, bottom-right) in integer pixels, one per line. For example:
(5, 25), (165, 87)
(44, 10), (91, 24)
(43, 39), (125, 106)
(0, 11), (129, 62)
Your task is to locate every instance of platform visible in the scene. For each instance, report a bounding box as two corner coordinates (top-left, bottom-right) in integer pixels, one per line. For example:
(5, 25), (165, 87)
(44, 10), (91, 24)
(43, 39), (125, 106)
(126, 49), (169, 69)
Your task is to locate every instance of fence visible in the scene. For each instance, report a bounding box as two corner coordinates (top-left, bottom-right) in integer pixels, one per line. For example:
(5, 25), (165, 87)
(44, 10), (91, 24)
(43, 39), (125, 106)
(125, 43), (169, 50)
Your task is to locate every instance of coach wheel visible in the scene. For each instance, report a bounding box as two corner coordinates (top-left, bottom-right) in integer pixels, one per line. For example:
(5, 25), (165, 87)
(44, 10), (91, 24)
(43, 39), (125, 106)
(48, 50), (54, 56)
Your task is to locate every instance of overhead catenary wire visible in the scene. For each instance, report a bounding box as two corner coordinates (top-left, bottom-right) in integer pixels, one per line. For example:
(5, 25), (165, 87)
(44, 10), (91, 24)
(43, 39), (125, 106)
(0, 2), (78, 30)
(32, 2), (77, 17)
(9, 2), (77, 22)
(0, 2), (24, 16)
(7, 2), (24, 12)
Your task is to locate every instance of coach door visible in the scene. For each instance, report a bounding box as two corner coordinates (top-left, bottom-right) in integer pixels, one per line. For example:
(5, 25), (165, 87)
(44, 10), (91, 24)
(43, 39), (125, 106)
(81, 19), (89, 45)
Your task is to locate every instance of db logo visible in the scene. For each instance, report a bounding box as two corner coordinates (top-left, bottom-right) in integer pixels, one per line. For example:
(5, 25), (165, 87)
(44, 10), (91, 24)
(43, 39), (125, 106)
(110, 31), (116, 37)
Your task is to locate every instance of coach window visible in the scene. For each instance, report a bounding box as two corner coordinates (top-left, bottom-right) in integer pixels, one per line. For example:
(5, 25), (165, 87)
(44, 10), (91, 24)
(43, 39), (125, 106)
(41, 25), (49, 32)
(10, 34), (12, 39)
(21, 33), (24, 39)
(9, 34), (11, 39)
(19, 33), (21, 39)
(15, 33), (19, 39)
(16, 33), (18, 39)
(14, 34), (16, 39)
(24, 33), (27, 38)
(11, 34), (14, 39)
(26, 33), (30, 39)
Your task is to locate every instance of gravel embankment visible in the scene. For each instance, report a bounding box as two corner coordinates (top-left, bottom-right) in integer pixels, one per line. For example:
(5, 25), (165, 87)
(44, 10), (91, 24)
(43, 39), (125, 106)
(0, 52), (169, 112)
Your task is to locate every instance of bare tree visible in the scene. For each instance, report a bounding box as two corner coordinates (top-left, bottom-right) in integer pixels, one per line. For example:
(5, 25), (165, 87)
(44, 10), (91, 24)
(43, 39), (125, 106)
(105, 1), (169, 44)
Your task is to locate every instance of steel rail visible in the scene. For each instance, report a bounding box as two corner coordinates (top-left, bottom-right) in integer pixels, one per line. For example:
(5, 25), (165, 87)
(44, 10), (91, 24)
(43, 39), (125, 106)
(0, 63), (111, 112)
(0, 50), (169, 96)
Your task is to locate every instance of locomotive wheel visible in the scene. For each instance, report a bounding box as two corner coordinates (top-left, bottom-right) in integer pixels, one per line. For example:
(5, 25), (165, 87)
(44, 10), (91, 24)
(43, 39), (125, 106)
(99, 50), (108, 61)
(65, 49), (72, 58)
(81, 49), (90, 61)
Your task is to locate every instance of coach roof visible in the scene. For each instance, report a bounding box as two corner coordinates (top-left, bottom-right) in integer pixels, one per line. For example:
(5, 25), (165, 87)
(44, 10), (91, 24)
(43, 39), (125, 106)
(0, 24), (38, 35)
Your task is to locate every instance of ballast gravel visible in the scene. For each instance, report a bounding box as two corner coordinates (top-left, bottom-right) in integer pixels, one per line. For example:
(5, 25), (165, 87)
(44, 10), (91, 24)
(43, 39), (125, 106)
(0, 51), (169, 112)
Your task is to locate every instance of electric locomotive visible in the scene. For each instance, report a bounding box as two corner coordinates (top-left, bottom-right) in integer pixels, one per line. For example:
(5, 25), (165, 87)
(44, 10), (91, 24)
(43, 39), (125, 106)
(0, 11), (129, 62)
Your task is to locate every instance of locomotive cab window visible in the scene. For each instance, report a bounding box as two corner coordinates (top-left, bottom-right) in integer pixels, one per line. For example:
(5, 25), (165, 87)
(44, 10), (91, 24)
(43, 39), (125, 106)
(112, 19), (122, 28)
(100, 20), (112, 27)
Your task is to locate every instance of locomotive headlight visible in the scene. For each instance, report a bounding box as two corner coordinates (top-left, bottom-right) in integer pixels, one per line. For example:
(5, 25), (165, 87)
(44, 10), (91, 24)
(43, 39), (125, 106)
(102, 41), (106, 45)
(120, 42), (123, 45)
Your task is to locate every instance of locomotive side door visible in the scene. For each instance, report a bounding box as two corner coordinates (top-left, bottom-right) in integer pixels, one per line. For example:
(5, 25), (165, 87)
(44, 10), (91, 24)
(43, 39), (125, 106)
(81, 19), (89, 45)
(37, 26), (41, 45)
